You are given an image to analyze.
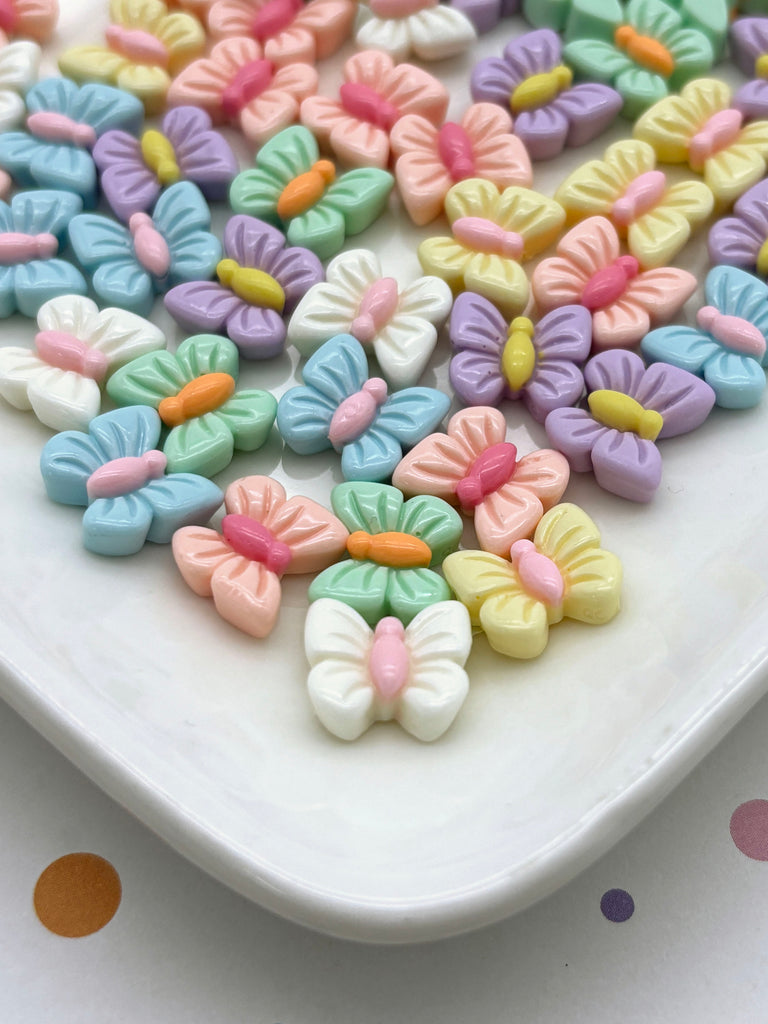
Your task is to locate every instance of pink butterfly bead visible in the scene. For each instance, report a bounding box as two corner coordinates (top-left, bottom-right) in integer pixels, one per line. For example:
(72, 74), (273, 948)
(531, 216), (697, 351)
(300, 50), (448, 170)
(392, 406), (569, 558)
(390, 102), (532, 226)
(172, 475), (349, 638)
(167, 36), (318, 147)
(207, 0), (356, 66)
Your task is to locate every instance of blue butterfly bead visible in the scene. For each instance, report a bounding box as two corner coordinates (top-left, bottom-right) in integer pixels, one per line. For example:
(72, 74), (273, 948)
(277, 333), (451, 482)
(40, 405), (224, 556)
(0, 77), (144, 207)
(68, 181), (222, 317)
(0, 189), (87, 318)
(642, 265), (768, 410)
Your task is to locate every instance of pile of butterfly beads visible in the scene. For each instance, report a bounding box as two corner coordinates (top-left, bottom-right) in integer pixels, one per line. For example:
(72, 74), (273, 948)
(1, 0), (767, 742)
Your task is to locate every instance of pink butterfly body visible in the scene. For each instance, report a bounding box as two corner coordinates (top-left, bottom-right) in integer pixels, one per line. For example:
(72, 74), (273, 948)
(172, 475), (349, 637)
(392, 406), (569, 557)
(531, 216), (697, 350)
(389, 102), (531, 225)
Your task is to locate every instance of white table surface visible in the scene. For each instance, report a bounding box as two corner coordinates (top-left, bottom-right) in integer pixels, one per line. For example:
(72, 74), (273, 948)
(2, 686), (767, 1024)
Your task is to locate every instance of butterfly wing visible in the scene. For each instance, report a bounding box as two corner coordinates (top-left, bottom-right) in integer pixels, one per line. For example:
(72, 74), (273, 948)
(208, 558), (283, 637)
(172, 526), (236, 596)
(308, 559), (392, 628)
(140, 473), (223, 543)
(305, 598), (376, 741)
(82, 492), (155, 555)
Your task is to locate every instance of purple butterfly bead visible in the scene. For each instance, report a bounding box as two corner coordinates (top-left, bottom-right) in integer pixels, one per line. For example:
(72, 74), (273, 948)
(450, 0), (519, 34)
(93, 106), (238, 222)
(164, 215), (324, 360)
(544, 350), (715, 502)
(469, 28), (622, 160)
(449, 292), (591, 422)
(708, 177), (768, 275)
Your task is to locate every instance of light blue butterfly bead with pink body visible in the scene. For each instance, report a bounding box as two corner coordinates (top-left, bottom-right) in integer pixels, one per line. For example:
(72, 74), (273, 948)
(641, 265), (768, 409)
(277, 333), (451, 482)
(67, 181), (221, 317)
(40, 405), (223, 556)
(0, 77), (143, 207)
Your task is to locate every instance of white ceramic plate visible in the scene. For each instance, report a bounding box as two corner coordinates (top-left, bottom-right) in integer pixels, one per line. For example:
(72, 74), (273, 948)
(2, 4), (767, 944)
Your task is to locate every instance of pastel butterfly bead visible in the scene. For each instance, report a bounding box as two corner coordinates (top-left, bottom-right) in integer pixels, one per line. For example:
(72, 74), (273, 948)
(531, 216), (697, 350)
(418, 179), (565, 319)
(731, 17), (768, 119)
(0, 78), (143, 207)
(641, 265), (768, 409)
(106, 334), (278, 477)
(0, 293), (166, 431)
(448, 295), (591, 420)
(470, 28), (622, 161)
(563, 0), (715, 120)
(165, 215), (323, 360)
(207, 0), (356, 66)
(443, 503), (622, 660)
(355, 0), (477, 63)
(58, 0), (206, 115)
(708, 176), (768, 275)
(93, 106), (238, 222)
(634, 77), (768, 209)
(389, 103), (532, 227)
(0, 39), (41, 134)
(39, 405), (223, 556)
(286, 247), (452, 387)
(277, 333), (450, 482)
(172, 475), (349, 638)
(308, 481), (463, 626)
(392, 405), (570, 558)
(299, 50), (449, 169)
(0, 0), (58, 43)
(0, 189), (87, 318)
(229, 126), (394, 261)
(544, 350), (716, 502)
(305, 599), (472, 741)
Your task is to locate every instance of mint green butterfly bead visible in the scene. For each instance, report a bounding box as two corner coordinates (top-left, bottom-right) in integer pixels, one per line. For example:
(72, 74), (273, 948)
(563, 0), (714, 120)
(308, 482), (463, 627)
(106, 333), (277, 478)
(229, 126), (394, 261)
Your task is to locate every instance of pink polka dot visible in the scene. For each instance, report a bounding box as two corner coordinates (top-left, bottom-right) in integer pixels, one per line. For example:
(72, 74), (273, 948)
(730, 800), (768, 860)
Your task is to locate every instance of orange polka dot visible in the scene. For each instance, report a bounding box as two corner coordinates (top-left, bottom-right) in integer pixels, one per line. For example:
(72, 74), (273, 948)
(34, 853), (121, 937)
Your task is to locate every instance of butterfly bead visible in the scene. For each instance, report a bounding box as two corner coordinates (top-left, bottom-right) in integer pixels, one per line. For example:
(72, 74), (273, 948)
(308, 480), (463, 626)
(40, 405), (223, 556)
(68, 181), (221, 317)
(562, 0), (714, 120)
(448, 294), (591, 420)
(0, 77), (143, 207)
(708, 176), (768, 276)
(207, 0), (356, 66)
(166, 215), (323, 361)
(418, 178), (565, 319)
(443, 503), (622, 659)
(470, 28), (622, 161)
(277, 333), (451, 482)
(173, 475), (349, 638)
(305, 598), (472, 741)
(642, 265), (768, 409)
(0, 0), (58, 43)
(166, 37), (318, 148)
(0, 38), (40, 138)
(0, 189), (86, 318)
(106, 333), (277, 478)
(730, 17), (768, 120)
(554, 139), (714, 269)
(392, 406), (570, 558)
(634, 77), (768, 208)
(389, 102), (532, 227)
(355, 0), (477, 63)
(58, 0), (206, 115)
(93, 106), (238, 222)
(300, 50), (448, 170)
(0, 294), (166, 431)
(229, 126), (394, 262)
(544, 349), (716, 502)
(531, 216), (697, 350)
(285, 248), (452, 388)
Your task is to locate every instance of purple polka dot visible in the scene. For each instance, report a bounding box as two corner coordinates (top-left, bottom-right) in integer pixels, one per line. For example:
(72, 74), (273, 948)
(600, 888), (634, 922)
(730, 800), (768, 860)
